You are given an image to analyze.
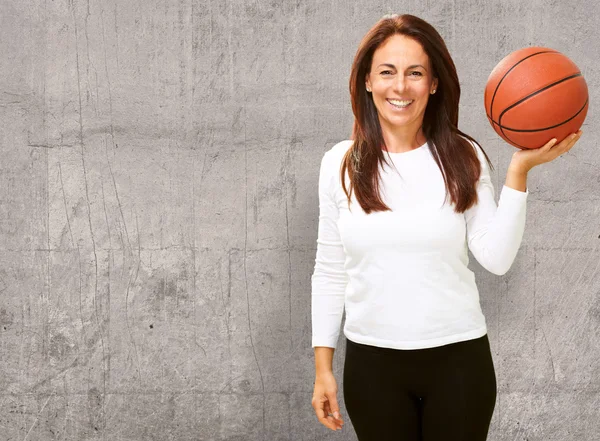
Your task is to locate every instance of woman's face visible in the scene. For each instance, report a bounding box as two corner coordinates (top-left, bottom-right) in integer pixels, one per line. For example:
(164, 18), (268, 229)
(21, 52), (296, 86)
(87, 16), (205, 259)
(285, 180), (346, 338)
(365, 34), (438, 134)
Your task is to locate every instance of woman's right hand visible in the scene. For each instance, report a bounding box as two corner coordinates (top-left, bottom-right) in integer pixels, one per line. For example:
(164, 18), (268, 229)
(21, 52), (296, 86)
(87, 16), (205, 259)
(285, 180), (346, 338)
(311, 371), (344, 431)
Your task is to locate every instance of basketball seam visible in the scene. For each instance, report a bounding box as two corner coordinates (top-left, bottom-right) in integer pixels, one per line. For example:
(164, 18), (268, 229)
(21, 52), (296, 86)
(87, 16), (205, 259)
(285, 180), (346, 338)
(498, 73), (585, 148)
(488, 72), (583, 128)
(488, 50), (559, 123)
(492, 97), (587, 133)
(487, 72), (583, 124)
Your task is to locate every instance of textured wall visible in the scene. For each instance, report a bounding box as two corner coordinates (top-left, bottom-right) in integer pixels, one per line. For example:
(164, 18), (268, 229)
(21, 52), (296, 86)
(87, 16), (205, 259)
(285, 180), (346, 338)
(0, 0), (598, 439)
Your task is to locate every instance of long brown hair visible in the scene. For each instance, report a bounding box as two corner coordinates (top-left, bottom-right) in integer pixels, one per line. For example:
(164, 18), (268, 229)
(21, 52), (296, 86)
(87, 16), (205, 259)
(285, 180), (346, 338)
(342, 14), (494, 214)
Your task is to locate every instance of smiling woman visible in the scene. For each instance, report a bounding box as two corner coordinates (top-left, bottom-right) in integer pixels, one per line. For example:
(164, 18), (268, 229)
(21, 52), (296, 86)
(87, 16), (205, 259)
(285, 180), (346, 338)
(365, 37), (438, 150)
(307, 8), (587, 441)
(310, 13), (522, 441)
(343, 14), (491, 216)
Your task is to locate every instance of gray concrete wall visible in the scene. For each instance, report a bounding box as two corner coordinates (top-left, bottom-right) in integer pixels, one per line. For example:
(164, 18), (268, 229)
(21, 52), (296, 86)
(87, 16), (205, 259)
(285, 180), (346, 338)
(0, 0), (598, 439)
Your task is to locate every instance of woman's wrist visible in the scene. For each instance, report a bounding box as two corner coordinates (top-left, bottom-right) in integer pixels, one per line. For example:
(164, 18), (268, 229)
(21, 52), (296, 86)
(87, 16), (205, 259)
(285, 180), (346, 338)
(314, 346), (335, 376)
(505, 161), (529, 192)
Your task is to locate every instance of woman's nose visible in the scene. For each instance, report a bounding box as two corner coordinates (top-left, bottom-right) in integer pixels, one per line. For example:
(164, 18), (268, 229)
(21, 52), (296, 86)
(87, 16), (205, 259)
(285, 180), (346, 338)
(393, 75), (408, 93)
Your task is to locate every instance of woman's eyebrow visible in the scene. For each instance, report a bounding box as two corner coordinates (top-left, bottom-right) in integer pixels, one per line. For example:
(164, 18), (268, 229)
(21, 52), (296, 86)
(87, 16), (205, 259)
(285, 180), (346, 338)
(376, 63), (427, 71)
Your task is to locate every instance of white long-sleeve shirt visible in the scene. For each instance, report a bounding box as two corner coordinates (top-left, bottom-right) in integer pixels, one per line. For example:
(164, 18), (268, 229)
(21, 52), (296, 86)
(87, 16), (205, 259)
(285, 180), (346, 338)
(311, 139), (528, 350)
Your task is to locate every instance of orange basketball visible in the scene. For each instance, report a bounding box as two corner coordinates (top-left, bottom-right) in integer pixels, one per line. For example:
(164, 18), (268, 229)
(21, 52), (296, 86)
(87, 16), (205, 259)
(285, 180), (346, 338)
(484, 47), (588, 149)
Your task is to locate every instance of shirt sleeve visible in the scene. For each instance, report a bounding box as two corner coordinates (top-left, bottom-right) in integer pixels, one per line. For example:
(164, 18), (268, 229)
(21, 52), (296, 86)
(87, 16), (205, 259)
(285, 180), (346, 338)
(311, 150), (348, 349)
(464, 141), (529, 276)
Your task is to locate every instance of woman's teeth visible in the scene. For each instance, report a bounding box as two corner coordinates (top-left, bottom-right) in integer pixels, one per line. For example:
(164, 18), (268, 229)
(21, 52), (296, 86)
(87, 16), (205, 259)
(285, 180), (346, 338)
(387, 99), (413, 109)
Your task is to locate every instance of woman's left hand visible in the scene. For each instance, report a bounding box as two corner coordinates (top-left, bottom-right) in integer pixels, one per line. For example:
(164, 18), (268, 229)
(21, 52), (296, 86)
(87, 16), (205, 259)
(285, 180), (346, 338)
(510, 130), (583, 173)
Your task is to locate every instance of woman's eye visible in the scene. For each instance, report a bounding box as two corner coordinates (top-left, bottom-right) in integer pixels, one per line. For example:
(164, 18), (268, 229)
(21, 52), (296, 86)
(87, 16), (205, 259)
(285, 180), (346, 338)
(380, 70), (422, 76)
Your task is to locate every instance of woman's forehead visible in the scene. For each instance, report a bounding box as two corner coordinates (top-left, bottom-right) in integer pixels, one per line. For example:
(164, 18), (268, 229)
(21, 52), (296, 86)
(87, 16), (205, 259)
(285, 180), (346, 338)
(373, 35), (429, 67)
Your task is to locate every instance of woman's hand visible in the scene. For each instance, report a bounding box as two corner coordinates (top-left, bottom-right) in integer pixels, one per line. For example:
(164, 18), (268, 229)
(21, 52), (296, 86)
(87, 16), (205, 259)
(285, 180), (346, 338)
(510, 130), (583, 173)
(312, 371), (344, 431)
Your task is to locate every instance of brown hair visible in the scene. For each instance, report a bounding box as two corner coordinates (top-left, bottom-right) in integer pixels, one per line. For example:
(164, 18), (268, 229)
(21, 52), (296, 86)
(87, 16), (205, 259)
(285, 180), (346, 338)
(342, 13), (494, 214)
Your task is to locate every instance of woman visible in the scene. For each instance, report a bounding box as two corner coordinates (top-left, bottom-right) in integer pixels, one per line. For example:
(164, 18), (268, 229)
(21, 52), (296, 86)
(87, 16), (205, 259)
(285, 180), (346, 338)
(310, 13), (582, 441)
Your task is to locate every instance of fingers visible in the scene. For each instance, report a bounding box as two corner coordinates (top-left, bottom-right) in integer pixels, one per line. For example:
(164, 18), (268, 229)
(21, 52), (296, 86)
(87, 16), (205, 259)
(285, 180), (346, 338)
(312, 396), (336, 431)
(551, 130), (583, 152)
(327, 395), (343, 424)
(543, 137), (559, 150)
(559, 131), (583, 158)
(312, 395), (344, 432)
(566, 130), (583, 150)
(326, 395), (344, 430)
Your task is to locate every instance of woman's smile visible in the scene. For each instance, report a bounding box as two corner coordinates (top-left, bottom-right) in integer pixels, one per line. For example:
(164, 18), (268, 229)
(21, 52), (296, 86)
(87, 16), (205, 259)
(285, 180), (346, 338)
(387, 98), (414, 110)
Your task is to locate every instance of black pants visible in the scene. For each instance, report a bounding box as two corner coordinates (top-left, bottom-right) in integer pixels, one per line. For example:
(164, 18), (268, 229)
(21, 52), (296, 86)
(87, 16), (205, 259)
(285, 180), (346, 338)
(343, 334), (497, 441)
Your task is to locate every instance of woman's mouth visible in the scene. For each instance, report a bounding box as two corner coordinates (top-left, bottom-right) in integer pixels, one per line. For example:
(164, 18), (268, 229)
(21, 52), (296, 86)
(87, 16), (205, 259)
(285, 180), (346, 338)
(387, 98), (413, 110)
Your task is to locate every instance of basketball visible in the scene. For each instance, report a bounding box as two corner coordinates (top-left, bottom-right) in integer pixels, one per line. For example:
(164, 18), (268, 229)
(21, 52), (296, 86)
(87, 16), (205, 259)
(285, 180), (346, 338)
(484, 47), (588, 149)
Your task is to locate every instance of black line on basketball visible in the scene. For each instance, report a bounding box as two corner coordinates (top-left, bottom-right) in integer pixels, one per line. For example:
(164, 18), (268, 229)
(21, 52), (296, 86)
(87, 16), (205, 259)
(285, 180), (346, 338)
(499, 97), (588, 149)
(502, 99), (588, 149)
(498, 73), (582, 141)
(489, 50), (559, 122)
(489, 97), (587, 132)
